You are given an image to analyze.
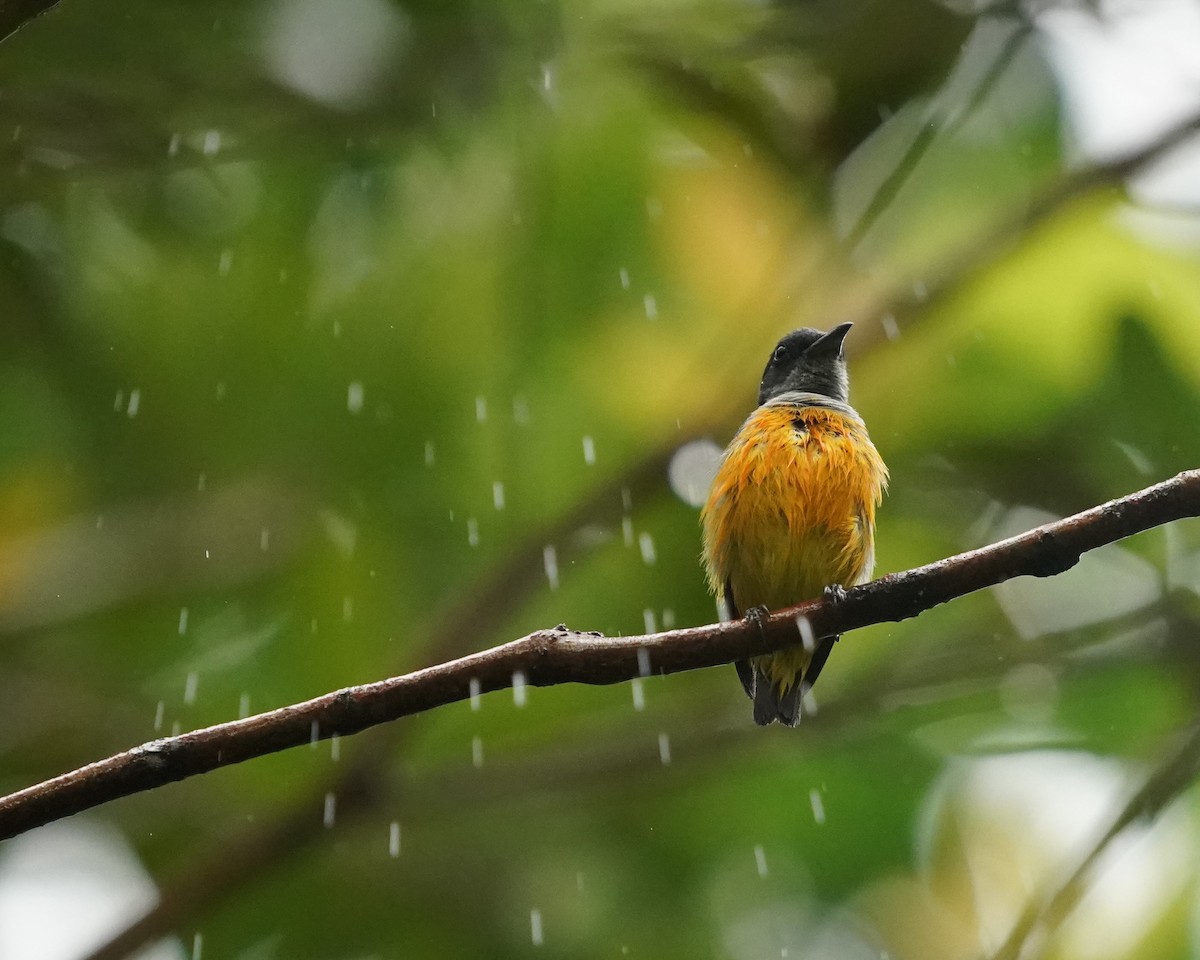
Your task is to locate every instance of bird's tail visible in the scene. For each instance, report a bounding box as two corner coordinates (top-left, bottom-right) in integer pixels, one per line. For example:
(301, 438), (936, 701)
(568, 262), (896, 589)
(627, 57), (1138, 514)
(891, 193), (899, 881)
(752, 669), (804, 726)
(746, 635), (839, 726)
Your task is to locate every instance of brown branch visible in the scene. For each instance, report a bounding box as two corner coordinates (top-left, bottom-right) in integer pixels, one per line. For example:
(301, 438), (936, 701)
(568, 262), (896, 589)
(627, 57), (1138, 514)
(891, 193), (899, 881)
(1, 469), (1196, 843)
(74, 84), (1200, 960)
(79, 435), (693, 960)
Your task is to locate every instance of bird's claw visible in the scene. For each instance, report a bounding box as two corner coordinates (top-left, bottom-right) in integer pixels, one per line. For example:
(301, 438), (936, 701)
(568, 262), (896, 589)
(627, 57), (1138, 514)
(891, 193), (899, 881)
(743, 605), (770, 627)
(822, 583), (848, 604)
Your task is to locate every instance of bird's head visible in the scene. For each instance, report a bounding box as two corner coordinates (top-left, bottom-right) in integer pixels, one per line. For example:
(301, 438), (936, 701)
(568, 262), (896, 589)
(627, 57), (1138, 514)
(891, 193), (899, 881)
(757, 322), (853, 406)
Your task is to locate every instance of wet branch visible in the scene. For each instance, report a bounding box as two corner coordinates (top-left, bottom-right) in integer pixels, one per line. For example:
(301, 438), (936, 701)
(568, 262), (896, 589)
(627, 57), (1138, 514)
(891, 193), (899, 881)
(80, 436), (691, 960)
(0, 469), (1197, 843)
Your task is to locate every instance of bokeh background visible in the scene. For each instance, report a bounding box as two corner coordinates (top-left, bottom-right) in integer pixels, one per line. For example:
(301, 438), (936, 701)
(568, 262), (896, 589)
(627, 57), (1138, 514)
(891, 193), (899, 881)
(1, 0), (1200, 958)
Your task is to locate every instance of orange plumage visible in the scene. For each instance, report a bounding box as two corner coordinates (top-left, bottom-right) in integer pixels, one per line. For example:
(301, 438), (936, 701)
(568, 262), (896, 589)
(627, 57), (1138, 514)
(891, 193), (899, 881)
(701, 324), (887, 725)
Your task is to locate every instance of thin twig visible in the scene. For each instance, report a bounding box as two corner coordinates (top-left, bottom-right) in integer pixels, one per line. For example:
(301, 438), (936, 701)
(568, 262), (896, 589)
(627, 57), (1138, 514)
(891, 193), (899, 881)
(842, 101), (1200, 351)
(79, 767), (382, 960)
(844, 18), (1033, 250)
(1, 469), (1196, 843)
(985, 721), (1200, 960)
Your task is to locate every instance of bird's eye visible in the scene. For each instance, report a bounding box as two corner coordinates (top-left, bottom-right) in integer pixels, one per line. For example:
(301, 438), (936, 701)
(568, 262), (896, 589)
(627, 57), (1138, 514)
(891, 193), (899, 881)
(772, 345), (789, 363)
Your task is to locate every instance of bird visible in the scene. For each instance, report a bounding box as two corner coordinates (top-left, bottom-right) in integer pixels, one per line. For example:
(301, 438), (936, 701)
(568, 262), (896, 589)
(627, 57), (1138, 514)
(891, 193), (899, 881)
(701, 322), (888, 726)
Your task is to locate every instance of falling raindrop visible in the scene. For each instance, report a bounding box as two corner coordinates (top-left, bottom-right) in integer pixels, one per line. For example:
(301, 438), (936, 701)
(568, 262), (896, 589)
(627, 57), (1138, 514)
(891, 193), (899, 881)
(323, 792), (336, 827)
(218, 250), (233, 275)
(424, 441), (436, 467)
(619, 267), (630, 290)
(662, 609), (676, 629)
(310, 720), (320, 745)
(621, 517), (634, 547)
(637, 648), (651, 677)
(170, 721), (182, 737)
(347, 381), (365, 414)
(113, 390), (124, 413)
(197, 473), (206, 492)
(643, 293), (658, 320)
(472, 736), (484, 768)
(467, 518), (480, 547)
(631, 678), (645, 711)
(530, 909), (544, 947)
(167, 132), (181, 157)
(880, 314), (900, 340)
(493, 481), (506, 510)
(178, 607), (189, 636)
(192, 932), (203, 960)
(754, 845), (768, 878)
(513, 395), (531, 425)
(238, 692), (251, 719)
(796, 616), (815, 652)
(215, 381), (226, 400)
(638, 532), (657, 565)
(1113, 440), (1153, 476)
(202, 129), (221, 156)
(153, 701), (165, 732)
(512, 671), (527, 707)
(260, 527), (270, 551)
(389, 820), (401, 858)
(658, 732), (672, 765)
(126, 388), (141, 418)
(809, 788), (825, 825)
(343, 596), (354, 621)
(469, 677), (482, 711)
(183, 671), (199, 706)
(582, 435), (596, 465)
(330, 734), (341, 762)
(543, 545), (559, 590)
(643, 609), (657, 633)
(475, 395), (488, 422)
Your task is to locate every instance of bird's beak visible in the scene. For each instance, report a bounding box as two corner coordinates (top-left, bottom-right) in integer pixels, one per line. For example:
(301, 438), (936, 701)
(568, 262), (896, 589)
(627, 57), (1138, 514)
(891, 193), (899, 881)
(810, 322), (852, 357)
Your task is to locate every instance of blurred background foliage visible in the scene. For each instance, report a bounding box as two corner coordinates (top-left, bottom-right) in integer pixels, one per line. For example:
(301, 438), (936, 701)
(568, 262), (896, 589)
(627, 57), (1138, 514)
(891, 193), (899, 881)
(0, 0), (1199, 958)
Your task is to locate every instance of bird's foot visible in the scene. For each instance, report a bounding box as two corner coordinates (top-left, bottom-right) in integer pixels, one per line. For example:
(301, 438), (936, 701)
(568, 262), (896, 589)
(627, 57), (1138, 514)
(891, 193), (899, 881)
(822, 583), (848, 604)
(743, 605), (770, 627)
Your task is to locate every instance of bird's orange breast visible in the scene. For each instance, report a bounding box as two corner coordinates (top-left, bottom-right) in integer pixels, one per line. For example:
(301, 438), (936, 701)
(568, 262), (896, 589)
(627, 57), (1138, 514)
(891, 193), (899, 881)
(701, 402), (887, 613)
